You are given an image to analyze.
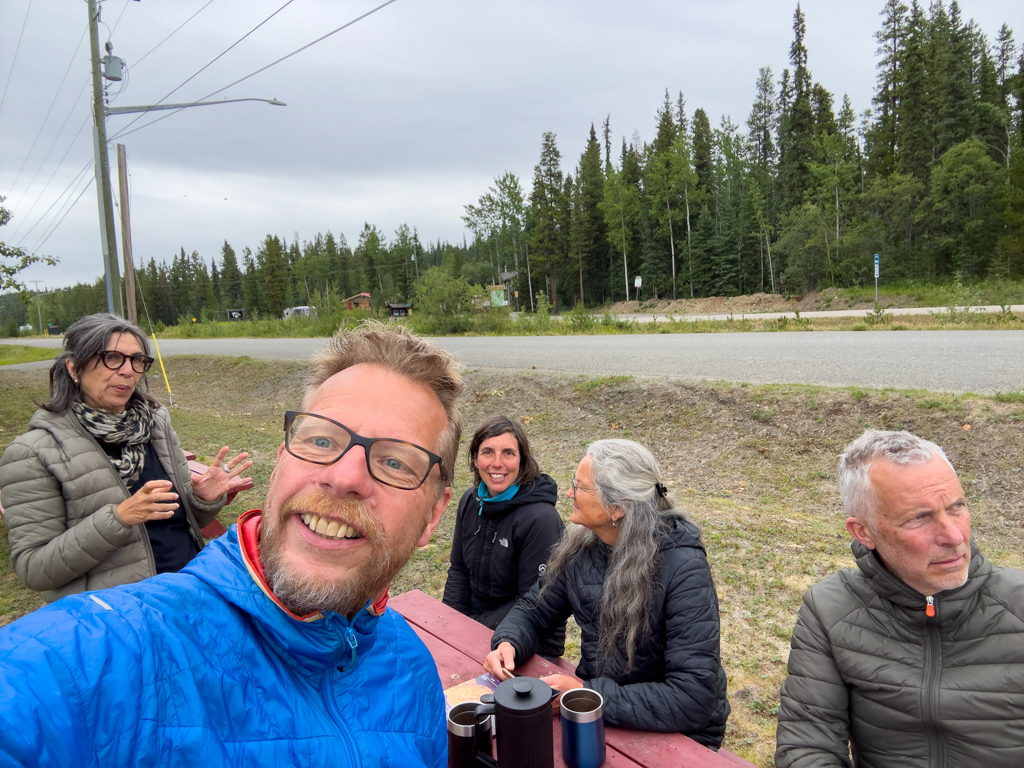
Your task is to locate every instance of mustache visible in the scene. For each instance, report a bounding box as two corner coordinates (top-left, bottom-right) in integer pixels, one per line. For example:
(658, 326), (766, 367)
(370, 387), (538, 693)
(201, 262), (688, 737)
(280, 489), (385, 545)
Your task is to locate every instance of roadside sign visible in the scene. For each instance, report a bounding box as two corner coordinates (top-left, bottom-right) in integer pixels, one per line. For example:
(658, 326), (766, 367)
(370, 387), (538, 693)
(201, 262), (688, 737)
(634, 276), (642, 287)
(874, 254), (879, 279)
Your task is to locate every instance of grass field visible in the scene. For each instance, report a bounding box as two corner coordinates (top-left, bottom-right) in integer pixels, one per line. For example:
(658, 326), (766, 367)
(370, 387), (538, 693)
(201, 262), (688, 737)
(0, 344), (57, 366)
(2, 357), (1022, 766)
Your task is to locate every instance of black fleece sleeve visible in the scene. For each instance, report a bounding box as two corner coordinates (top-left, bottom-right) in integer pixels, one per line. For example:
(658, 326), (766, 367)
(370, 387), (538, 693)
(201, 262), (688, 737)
(442, 493), (472, 615)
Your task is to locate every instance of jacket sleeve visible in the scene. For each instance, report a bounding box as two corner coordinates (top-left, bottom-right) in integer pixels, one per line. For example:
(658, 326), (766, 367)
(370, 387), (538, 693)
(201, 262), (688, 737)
(774, 589), (853, 768)
(0, 441), (136, 592)
(0, 598), (136, 767)
(160, 412), (225, 528)
(475, 502), (564, 628)
(491, 569), (573, 663)
(587, 550), (724, 734)
(442, 493), (472, 614)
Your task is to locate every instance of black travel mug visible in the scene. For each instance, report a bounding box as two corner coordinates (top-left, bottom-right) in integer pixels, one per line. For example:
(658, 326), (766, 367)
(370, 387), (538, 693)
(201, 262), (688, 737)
(447, 701), (492, 768)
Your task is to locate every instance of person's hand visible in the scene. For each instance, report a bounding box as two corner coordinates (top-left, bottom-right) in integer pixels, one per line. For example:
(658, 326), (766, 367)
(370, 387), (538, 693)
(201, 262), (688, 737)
(484, 642), (517, 681)
(190, 447), (253, 502)
(540, 674), (584, 716)
(116, 480), (179, 526)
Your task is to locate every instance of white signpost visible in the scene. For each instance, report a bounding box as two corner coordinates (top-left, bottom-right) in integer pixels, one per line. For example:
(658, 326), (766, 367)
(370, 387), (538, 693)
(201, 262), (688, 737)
(634, 275), (642, 302)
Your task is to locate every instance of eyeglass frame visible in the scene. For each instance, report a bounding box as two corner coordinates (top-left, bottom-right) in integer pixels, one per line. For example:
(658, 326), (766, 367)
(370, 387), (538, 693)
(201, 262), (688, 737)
(570, 472), (598, 496)
(94, 350), (155, 374)
(282, 410), (446, 490)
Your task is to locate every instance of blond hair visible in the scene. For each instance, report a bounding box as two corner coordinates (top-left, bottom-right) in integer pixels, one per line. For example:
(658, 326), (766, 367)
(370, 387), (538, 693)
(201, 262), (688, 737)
(303, 321), (464, 485)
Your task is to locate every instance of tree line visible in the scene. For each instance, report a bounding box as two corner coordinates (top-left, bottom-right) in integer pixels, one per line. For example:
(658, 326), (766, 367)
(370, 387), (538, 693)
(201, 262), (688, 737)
(2, 0), (1022, 331)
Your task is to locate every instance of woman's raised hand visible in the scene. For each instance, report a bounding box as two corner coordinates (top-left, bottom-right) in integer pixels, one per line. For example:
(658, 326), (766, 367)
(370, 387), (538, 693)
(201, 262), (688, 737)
(484, 642), (518, 681)
(116, 480), (179, 526)
(191, 447), (253, 502)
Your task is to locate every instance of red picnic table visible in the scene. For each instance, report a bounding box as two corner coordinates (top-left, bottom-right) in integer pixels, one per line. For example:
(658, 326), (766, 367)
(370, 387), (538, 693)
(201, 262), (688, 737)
(390, 590), (755, 768)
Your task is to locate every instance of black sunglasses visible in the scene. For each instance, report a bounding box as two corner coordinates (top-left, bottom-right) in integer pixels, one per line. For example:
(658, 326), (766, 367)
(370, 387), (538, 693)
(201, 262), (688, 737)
(95, 350), (154, 374)
(283, 410), (445, 490)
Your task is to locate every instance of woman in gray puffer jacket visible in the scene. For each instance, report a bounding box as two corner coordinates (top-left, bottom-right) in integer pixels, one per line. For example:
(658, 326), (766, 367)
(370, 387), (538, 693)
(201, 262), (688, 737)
(0, 313), (252, 603)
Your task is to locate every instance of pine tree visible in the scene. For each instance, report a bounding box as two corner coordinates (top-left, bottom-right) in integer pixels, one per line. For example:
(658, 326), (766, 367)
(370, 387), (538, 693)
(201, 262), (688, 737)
(259, 236), (287, 318)
(896, 1), (932, 184)
(573, 124), (606, 304)
(748, 67), (779, 173)
(528, 132), (566, 312)
(692, 109), (714, 193)
(219, 241), (243, 307)
(868, 0), (909, 178)
(779, 3), (817, 210)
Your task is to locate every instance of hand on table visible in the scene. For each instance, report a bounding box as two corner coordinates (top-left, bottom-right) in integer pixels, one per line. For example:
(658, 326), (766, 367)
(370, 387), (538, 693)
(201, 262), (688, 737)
(190, 447), (253, 502)
(540, 674), (584, 716)
(116, 480), (178, 526)
(484, 642), (517, 681)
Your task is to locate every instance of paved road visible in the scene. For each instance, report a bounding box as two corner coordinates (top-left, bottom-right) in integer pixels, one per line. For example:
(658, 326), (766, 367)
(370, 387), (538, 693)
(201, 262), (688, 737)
(609, 304), (1024, 323)
(4, 331), (1022, 394)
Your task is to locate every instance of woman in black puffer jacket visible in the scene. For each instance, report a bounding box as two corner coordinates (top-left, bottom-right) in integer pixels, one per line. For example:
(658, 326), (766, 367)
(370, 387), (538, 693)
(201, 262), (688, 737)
(442, 415), (565, 659)
(485, 439), (730, 749)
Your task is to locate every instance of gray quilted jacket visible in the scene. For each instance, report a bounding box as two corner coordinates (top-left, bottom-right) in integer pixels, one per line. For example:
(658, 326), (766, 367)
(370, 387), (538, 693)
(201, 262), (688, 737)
(776, 539), (1024, 768)
(0, 406), (224, 603)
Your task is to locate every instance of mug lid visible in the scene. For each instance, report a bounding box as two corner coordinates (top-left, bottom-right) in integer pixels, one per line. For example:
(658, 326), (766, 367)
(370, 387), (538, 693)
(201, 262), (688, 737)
(493, 676), (553, 716)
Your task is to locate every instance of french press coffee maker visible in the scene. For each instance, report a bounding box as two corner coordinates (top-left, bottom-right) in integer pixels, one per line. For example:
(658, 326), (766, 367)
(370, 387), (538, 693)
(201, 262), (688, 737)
(448, 676), (555, 768)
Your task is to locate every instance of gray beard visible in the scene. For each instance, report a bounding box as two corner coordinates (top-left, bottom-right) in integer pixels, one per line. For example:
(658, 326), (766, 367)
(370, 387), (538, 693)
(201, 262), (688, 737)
(261, 536), (413, 618)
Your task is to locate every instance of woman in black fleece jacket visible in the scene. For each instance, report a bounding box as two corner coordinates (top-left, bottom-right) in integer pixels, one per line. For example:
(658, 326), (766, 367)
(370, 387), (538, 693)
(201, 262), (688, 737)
(485, 438), (730, 749)
(442, 415), (565, 659)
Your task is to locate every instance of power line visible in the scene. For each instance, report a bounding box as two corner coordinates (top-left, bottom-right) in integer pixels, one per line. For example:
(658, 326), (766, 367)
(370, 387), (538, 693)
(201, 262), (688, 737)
(0, 0), (35, 120)
(14, 157), (93, 248)
(5, 23), (90, 201)
(28, 168), (95, 256)
(110, 0), (297, 141)
(9, 109), (91, 242)
(110, 0), (132, 35)
(111, 0), (400, 142)
(131, 0), (217, 70)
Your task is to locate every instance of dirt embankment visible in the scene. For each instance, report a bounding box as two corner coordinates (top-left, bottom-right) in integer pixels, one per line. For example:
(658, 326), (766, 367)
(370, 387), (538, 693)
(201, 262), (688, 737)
(607, 289), (917, 315)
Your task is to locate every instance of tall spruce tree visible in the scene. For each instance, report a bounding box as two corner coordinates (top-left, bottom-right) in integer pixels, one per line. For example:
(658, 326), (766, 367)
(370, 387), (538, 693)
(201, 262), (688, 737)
(779, 3), (817, 211)
(528, 132), (566, 312)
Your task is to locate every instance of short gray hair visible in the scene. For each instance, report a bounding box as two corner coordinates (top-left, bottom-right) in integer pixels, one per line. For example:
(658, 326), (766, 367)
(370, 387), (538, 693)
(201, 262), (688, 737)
(838, 429), (952, 523)
(43, 313), (158, 414)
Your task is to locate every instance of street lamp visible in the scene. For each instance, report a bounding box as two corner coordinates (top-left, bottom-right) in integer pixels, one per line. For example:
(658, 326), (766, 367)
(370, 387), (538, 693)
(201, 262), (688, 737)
(88, 0), (286, 316)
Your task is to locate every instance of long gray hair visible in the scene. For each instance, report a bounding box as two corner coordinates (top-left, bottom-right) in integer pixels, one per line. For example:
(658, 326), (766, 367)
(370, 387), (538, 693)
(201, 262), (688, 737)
(542, 438), (688, 676)
(43, 313), (159, 413)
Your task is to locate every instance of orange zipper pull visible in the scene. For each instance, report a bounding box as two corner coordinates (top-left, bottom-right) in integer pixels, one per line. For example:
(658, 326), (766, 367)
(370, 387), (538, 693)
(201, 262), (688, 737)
(926, 595), (935, 617)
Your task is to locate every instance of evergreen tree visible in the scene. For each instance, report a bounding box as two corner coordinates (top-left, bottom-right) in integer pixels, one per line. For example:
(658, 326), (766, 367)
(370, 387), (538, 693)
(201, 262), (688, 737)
(528, 132), (567, 312)
(896, 1), (933, 185)
(779, 3), (817, 210)
(258, 236), (287, 318)
(219, 241), (242, 307)
(692, 109), (714, 193)
(868, 0), (909, 178)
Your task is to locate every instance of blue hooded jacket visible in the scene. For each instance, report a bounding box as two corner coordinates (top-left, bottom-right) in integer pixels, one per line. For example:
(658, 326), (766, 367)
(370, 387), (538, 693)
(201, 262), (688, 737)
(0, 513), (447, 768)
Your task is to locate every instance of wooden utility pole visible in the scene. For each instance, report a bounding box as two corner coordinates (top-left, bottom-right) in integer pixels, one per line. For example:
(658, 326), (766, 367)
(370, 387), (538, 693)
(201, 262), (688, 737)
(117, 144), (137, 324)
(88, 0), (122, 316)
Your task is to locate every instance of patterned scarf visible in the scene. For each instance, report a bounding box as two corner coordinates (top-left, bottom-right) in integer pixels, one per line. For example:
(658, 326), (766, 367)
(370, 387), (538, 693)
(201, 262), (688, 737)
(72, 398), (154, 484)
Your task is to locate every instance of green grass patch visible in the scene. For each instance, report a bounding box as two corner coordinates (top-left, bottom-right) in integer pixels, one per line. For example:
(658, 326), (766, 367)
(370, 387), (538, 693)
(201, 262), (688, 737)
(0, 345), (57, 367)
(571, 375), (634, 392)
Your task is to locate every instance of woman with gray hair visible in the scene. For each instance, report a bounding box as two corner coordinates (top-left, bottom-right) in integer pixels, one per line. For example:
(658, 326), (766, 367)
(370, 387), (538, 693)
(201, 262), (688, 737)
(0, 313), (252, 603)
(485, 438), (730, 748)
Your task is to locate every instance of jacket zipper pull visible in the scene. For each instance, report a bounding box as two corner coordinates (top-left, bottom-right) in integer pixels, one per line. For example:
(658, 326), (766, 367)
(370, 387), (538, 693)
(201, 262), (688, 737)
(925, 595), (935, 618)
(337, 628), (359, 671)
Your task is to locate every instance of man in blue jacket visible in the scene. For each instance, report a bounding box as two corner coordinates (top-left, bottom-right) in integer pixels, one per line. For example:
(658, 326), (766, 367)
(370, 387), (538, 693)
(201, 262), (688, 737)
(0, 322), (464, 768)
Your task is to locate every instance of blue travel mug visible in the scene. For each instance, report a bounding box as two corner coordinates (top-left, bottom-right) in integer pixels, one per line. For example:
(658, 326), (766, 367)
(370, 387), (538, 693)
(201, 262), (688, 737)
(560, 689), (605, 768)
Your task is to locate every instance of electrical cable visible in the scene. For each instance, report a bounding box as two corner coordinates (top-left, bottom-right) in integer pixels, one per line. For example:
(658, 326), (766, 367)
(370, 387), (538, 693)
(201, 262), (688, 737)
(110, 0), (399, 141)
(131, 0), (217, 71)
(27, 168), (95, 256)
(110, 0), (296, 140)
(0, 0), (35, 121)
(5, 23), (90, 203)
(110, 0), (132, 35)
(14, 157), (93, 247)
(10, 110), (91, 242)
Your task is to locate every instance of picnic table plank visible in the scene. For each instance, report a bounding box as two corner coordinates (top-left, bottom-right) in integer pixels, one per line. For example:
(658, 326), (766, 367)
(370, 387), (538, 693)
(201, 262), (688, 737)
(391, 590), (755, 768)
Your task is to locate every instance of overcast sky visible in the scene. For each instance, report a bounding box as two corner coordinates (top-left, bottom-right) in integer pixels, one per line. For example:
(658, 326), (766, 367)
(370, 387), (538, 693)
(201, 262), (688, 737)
(2, 0), (1022, 290)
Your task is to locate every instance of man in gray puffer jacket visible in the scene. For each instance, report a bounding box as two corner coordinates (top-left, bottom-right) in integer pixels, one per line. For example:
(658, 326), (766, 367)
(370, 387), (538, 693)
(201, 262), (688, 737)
(776, 429), (1024, 768)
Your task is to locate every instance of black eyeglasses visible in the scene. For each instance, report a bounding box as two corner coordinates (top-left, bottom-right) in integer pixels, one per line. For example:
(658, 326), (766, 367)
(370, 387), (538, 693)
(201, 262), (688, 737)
(571, 472), (597, 495)
(95, 350), (154, 373)
(284, 411), (445, 490)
